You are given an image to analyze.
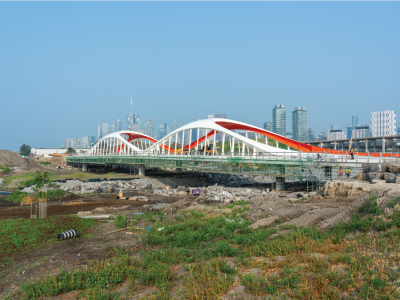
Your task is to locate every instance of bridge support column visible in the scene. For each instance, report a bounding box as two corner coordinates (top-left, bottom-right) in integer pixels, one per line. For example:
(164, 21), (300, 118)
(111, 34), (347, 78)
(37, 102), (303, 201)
(176, 168), (183, 173)
(276, 177), (285, 190)
(382, 138), (386, 153)
(275, 165), (285, 190)
(138, 165), (145, 176)
(82, 164), (87, 172)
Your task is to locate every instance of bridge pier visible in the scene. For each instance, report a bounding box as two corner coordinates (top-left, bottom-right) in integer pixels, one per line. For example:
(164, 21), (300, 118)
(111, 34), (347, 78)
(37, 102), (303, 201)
(276, 177), (285, 190)
(176, 168), (183, 173)
(138, 165), (145, 176)
(82, 164), (87, 172)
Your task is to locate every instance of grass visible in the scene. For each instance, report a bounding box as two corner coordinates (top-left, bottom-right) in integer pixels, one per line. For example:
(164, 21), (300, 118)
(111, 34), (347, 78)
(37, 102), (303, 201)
(0, 216), (97, 260)
(13, 195), (400, 299)
(114, 214), (128, 229)
(0, 165), (10, 173)
(107, 172), (119, 175)
(5, 190), (29, 203)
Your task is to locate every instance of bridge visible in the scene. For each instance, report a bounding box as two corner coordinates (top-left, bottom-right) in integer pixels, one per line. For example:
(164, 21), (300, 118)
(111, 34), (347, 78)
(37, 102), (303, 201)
(66, 118), (399, 190)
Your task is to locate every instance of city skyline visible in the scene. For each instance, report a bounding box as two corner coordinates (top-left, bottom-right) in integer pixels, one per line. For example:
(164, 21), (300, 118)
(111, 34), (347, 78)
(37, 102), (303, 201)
(2, 3), (400, 150)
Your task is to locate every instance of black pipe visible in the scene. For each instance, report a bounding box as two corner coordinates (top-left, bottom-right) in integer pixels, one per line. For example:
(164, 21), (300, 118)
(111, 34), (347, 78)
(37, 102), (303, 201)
(57, 229), (78, 241)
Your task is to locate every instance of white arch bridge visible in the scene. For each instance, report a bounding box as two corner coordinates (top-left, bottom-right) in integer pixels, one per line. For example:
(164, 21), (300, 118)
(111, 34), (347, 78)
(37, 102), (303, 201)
(66, 118), (398, 190)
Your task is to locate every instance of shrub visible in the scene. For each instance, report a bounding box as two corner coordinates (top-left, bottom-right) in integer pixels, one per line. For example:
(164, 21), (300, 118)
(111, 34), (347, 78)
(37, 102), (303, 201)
(6, 191), (29, 203)
(114, 215), (128, 229)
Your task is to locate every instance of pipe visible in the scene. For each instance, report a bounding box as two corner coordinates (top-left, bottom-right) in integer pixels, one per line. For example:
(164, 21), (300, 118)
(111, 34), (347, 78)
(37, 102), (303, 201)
(57, 229), (78, 241)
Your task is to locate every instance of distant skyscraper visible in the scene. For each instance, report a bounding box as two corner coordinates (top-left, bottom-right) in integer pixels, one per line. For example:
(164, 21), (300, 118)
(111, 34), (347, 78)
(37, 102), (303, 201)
(102, 122), (109, 137)
(352, 126), (371, 139)
(207, 115), (214, 119)
(73, 136), (78, 147)
(126, 95), (141, 132)
(292, 107), (308, 142)
(172, 117), (179, 132)
(144, 119), (155, 138)
(159, 125), (166, 139)
(263, 122), (272, 132)
(89, 136), (95, 147)
(116, 119), (122, 131)
(98, 126), (102, 139)
(371, 111), (397, 137)
(308, 128), (315, 141)
(82, 136), (90, 148)
(397, 125), (400, 135)
(327, 130), (346, 140)
(111, 124), (116, 133)
(352, 116), (359, 127)
(272, 104), (286, 136)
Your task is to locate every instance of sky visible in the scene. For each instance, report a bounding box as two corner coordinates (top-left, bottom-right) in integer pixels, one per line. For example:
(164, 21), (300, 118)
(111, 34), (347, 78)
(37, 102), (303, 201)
(1, 2), (399, 151)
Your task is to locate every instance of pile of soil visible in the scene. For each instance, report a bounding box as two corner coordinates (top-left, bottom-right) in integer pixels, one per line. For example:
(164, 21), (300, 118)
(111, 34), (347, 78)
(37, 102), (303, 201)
(0, 150), (27, 167)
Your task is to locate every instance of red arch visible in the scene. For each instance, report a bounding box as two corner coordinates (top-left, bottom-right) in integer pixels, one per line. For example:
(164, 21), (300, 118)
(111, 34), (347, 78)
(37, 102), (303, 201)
(215, 121), (398, 158)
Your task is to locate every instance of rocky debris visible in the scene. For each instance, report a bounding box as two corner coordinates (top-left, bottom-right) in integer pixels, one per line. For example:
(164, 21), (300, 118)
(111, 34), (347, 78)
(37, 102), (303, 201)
(362, 162), (400, 184)
(383, 163), (400, 174)
(384, 172), (397, 183)
(162, 199), (197, 215)
(249, 216), (278, 229)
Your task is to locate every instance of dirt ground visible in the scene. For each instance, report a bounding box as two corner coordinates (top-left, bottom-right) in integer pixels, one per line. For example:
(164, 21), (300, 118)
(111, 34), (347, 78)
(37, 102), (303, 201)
(0, 192), (188, 220)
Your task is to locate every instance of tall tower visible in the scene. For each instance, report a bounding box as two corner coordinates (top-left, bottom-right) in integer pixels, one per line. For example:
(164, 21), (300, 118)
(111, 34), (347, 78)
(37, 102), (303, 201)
(292, 107), (308, 142)
(272, 104), (286, 136)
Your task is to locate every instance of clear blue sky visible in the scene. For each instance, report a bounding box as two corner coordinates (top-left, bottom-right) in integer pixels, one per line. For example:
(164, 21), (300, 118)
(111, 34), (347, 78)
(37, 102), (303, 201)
(1, 2), (399, 150)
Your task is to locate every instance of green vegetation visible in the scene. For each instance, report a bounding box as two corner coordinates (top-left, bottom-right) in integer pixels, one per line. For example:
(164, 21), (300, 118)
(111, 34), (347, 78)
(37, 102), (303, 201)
(13, 195), (400, 299)
(107, 171), (119, 175)
(66, 147), (76, 155)
(0, 165), (10, 173)
(5, 190), (29, 203)
(20, 143), (31, 156)
(0, 216), (97, 260)
(39, 161), (51, 165)
(114, 214), (128, 229)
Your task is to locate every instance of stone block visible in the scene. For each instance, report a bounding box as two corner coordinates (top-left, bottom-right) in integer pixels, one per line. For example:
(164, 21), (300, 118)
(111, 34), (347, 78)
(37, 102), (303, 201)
(387, 163), (400, 174)
(128, 196), (138, 201)
(384, 172), (397, 183)
(364, 172), (377, 182)
(362, 163), (381, 173)
(177, 191), (188, 196)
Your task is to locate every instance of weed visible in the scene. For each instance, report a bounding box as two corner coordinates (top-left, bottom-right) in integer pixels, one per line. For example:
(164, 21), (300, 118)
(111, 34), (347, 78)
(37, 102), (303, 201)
(107, 172), (119, 175)
(5, 191), (29, 203)
(0, 216), (97, 259)
(114, 215), (128, 229)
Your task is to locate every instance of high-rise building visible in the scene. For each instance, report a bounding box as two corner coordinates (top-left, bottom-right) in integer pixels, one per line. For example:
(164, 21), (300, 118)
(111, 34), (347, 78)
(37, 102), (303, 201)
(327, 130), (346, 140)
(308, 128), (315, 141)
(89, 136), (96, 147)
(126, 95), (141, 132)
(207, 115), (214, 119)
(82, 136), (90, 148)
(352, 116), (359, 127)
(371, 111), (397, 137)
(352, 126), (371, 139)
(111, 124), (116, 133)
(116, 119), (122, 131)
(397, 125), (400, 135)
(172, 117), (179, 132)
(292, 107), (308, 142)
(286, 131), (293, 139)
(102, 122), (109, 137)
(144, 119), (155, 138)
(272, 104), (286, 136)
(263, 122), (272, 132)
(63, 139), (73, 148)
(73, 136), (78, 147)
(98, 126), (102, 139)
(159, 125), (166, 139)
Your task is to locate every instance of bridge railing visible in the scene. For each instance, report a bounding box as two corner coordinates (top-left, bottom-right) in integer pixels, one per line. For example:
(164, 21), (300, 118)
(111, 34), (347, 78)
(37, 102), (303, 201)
(66, 150), (388, 164)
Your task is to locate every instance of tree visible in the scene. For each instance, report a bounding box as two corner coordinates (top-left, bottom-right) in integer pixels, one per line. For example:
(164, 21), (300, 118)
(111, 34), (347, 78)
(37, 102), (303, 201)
(20, 144), (31, 156)
(67, 147), (76, 155)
